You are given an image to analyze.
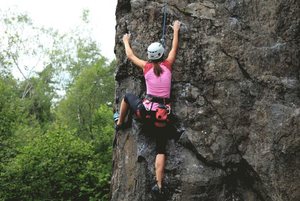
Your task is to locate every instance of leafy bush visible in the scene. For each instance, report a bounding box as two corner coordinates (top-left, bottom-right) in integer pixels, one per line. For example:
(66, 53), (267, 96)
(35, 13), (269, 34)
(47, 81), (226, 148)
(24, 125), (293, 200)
(1, 123), (111, 200)
(0, 8), (115, 200)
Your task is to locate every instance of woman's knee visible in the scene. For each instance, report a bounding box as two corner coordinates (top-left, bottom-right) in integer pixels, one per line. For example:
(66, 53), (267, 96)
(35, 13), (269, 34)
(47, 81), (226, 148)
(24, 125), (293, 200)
(123, 92), (134, 104)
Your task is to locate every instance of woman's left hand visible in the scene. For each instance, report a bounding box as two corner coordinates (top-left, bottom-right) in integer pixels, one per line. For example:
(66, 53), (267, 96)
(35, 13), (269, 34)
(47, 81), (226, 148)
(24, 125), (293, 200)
(123, 33), (131, 43)
(169, 20), (181, 32)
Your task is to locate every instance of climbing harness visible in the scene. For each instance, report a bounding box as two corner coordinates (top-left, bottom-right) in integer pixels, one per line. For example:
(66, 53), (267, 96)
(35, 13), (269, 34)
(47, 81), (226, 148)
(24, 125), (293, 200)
(155, 103), (170, 127)
(161, 0), (168, 45)
(139, 94), (171, 127)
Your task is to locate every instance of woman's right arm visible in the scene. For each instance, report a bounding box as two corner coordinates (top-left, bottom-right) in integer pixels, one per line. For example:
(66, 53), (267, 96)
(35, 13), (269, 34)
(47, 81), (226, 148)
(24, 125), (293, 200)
(123, 33), (147, 71)
(166, 20), (181, 65)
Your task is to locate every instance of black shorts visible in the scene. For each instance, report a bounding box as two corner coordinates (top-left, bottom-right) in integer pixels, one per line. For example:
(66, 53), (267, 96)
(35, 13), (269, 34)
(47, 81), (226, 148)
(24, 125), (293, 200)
(123, 93), (168, 154)
(123, 92), (145, 116)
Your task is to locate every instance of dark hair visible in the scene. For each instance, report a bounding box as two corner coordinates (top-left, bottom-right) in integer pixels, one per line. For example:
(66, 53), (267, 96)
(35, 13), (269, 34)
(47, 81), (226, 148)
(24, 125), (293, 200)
(150, 55), (164, 77)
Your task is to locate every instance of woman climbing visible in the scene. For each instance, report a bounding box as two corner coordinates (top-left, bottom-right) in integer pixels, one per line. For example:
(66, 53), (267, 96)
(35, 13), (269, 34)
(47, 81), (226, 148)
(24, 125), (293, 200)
(114, 20), (181, 199)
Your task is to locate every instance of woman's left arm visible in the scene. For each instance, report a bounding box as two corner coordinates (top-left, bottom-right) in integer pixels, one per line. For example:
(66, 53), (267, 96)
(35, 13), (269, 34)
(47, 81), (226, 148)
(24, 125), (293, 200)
(166, 20), (181, 65)
(123, 33), (147, 70)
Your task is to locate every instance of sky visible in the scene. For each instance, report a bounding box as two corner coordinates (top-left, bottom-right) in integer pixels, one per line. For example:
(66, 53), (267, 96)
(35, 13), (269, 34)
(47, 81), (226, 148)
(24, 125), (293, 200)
(2, 0), (118, 73)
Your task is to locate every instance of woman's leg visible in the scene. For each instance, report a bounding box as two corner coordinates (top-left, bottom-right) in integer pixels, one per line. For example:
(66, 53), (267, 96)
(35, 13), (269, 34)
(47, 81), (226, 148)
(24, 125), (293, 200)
(117, 99), (128, 126)
(154, 126), (168, 189)
(155, 154), (165, 189)
(117, 93), (142, 126)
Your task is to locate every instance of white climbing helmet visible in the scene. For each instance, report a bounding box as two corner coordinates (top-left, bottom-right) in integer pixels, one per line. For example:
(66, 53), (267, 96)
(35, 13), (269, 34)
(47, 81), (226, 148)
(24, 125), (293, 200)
(147, 42), (164, 60)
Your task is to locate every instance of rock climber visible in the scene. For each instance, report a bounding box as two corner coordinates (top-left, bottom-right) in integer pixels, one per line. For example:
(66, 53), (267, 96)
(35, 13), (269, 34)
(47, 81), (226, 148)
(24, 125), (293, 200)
(114, 20), (181, 199)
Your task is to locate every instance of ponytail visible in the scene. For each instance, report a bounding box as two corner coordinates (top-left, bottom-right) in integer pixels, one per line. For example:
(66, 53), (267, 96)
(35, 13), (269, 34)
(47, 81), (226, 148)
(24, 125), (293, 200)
(150, 55), (164, 77)
(153, 63), (163, 77)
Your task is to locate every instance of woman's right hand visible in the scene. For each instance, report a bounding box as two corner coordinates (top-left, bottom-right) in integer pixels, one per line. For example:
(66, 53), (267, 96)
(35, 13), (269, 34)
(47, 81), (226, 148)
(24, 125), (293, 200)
(169, 20), (181, 31)
(123, 33), (131, 43)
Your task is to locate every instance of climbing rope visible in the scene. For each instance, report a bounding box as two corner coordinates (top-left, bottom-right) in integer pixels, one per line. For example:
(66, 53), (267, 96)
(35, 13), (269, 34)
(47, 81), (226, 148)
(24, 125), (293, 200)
(161, 0), (168, 45)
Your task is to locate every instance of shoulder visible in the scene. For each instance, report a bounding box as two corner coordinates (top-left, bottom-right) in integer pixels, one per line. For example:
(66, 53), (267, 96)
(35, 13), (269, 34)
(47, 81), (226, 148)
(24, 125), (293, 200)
(144, 62), (153, 75)
(161, 60), (172, 72)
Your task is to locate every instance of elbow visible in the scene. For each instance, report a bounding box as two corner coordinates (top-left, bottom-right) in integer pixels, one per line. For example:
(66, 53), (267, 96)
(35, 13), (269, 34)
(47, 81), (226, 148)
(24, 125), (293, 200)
(125, 50), (134, 58)
(127, 53), (134, 59)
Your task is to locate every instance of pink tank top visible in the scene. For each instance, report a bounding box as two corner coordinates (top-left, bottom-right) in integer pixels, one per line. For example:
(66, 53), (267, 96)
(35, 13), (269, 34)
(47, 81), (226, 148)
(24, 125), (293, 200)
(143, 60), (172, 111)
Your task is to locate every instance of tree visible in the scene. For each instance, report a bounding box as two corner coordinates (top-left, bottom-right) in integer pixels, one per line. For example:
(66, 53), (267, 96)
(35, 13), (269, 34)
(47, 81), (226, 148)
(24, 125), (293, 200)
(0, 123), (110, 200)
(21, 65), (57, 124)
(0, 7), (48, 81)
(56, 61), (115, 138)
(0, 7), (115, 200)
(0, 75), (21, 172)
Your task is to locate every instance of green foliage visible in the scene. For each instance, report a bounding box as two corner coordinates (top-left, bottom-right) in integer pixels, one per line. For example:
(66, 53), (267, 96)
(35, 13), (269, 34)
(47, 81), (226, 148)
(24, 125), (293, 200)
(1, 124), (111, 200)
(81, 9), (90, 24)
(23, 65), (57, 124)
(0, 7), (42, 75)
(0, 8), (116, 200)
(67, 37), (107, 81)
(0, 75), (20, 170)
(56, 59), (115, 139)
(0, 75), (19, 138)
(182, 9), (189, 13)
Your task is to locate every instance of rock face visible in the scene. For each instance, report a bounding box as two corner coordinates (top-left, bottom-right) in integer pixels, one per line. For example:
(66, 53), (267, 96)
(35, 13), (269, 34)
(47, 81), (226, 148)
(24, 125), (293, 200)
(111, 0), (300, 200)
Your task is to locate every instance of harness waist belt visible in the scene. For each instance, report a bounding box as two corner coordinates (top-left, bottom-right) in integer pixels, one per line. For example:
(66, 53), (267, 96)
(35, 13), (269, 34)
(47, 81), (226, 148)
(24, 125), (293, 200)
(145, 94), (171, 104)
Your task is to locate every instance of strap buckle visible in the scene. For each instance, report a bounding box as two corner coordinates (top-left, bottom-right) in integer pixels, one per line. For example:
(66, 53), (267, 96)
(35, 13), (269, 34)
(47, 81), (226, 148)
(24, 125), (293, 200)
(166, 105), (171, 115)
(144, 101), (153, 112)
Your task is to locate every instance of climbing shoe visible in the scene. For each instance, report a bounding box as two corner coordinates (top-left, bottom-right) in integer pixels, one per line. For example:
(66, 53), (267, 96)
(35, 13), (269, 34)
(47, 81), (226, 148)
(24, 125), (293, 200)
(113, 113), (122, 131)
(151, 183), (166, 200)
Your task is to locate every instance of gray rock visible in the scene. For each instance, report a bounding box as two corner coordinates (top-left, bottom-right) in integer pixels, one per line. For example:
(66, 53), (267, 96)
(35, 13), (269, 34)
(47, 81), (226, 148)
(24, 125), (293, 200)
(112, 0), (300, 200)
